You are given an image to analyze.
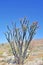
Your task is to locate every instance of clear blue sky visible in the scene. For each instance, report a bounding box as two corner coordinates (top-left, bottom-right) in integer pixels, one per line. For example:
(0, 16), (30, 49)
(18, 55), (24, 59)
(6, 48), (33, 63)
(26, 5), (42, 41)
(0, 0), (43, 43)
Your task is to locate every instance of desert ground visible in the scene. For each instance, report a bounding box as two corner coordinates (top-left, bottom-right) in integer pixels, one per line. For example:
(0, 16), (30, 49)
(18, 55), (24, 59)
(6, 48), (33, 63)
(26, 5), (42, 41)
(0, 39), (43, 65)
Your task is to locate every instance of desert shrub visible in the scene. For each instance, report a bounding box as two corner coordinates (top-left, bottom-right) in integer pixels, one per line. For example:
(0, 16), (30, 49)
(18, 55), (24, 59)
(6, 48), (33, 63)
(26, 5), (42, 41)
(4, 17), (38, 65)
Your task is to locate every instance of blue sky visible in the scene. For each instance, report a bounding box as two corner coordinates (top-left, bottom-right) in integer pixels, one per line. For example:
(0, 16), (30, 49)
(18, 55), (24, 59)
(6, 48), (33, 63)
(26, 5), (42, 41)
(0, 0), (43, 43)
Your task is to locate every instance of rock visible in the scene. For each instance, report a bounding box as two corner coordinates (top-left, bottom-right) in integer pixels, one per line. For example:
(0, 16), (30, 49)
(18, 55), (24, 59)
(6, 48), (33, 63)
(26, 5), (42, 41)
(0, 58), (4, 61)
(5, 55), (16, 64)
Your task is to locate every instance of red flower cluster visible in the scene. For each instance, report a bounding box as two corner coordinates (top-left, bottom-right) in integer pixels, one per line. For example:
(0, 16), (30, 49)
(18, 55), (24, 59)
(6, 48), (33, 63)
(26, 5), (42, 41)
(33, 21), (38, 25)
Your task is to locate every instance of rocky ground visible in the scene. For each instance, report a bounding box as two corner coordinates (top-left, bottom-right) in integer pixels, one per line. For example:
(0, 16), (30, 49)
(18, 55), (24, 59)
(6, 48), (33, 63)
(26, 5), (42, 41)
(0, 39), (43, 65)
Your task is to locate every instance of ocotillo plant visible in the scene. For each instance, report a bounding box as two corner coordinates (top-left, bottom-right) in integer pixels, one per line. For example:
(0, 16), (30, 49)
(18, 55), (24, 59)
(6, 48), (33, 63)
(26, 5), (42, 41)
(4, 17), (38, 65)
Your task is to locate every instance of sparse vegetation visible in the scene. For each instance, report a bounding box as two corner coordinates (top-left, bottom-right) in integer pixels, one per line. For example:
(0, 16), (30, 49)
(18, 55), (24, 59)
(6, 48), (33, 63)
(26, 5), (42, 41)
(0, 51), (3, 55)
